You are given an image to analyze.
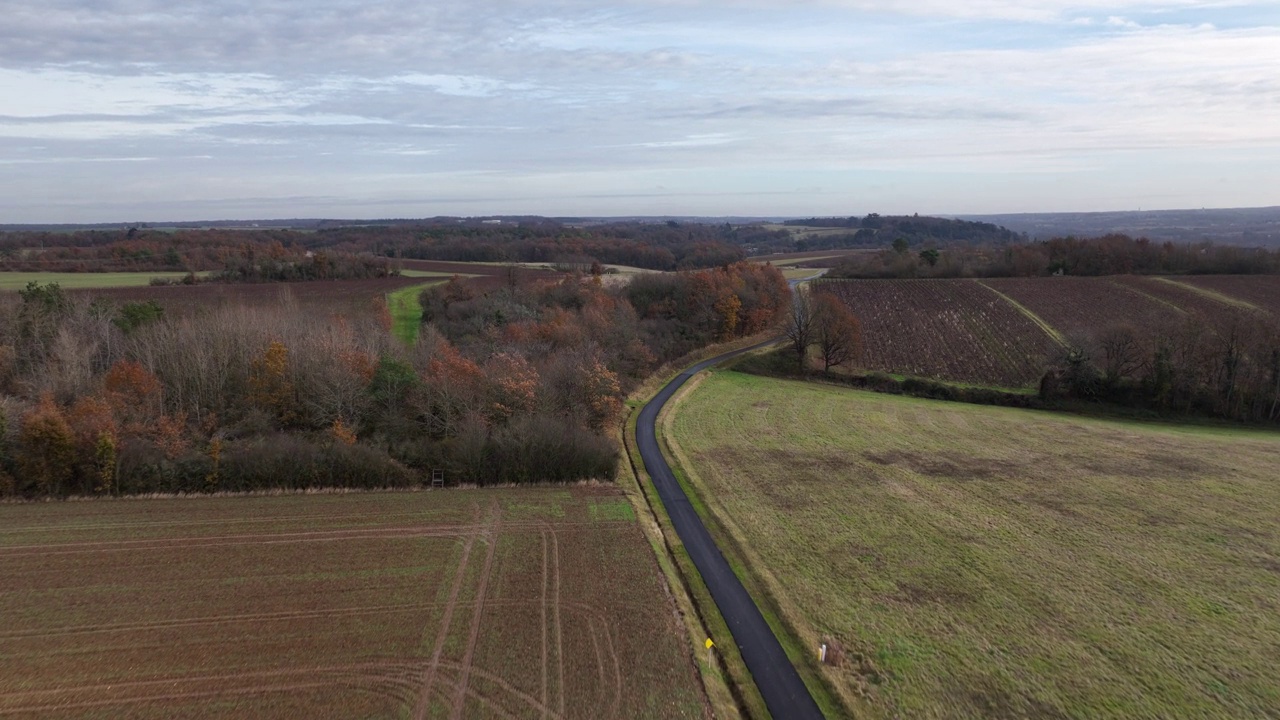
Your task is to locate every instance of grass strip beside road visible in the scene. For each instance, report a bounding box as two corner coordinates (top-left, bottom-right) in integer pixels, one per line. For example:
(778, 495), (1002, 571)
(658, 369), (857, 719)
(619, 402), (755, 720)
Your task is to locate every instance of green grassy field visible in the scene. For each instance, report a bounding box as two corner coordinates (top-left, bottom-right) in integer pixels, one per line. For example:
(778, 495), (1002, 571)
(387, 281), (446, 344)
(0, 487), (707, 719)
(668, 369), (1280, 719)
(0, 271), (201, 290)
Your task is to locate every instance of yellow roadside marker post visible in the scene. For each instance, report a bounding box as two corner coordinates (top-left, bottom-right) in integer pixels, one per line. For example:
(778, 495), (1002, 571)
(705, 637), (714, 666)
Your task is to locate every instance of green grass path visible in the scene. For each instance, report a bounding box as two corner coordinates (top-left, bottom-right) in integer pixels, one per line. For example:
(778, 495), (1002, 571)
(387, 281), (443, 344)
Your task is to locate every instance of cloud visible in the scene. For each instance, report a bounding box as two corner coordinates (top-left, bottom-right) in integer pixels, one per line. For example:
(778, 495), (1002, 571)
(0, 0), (1278, 220)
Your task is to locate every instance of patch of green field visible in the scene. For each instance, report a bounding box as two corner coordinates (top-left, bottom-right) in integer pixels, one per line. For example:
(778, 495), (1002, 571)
(386, 281), (444, 344)
(399, 269), (456, 278)
(781, 267), (829, 280)
(0, 271), (203, 290)
(670, 370), (1280, 719)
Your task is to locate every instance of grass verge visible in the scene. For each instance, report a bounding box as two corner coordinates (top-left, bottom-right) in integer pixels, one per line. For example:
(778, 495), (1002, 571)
(658, 369), (858, 719)
(619, 331), (792, 720)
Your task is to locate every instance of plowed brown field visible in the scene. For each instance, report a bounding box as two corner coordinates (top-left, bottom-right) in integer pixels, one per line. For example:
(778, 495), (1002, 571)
(816, 279), (1058, 388)
(0, 487), (707, 719)
(818, 274), (1277, 388)
(1166, 275), (1280, 314)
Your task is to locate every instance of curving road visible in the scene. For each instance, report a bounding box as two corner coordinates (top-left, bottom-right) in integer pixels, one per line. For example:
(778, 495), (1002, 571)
(636, 328), (826, 717)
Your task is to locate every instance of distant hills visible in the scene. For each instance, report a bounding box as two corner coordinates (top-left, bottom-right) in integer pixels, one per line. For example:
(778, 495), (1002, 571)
(958, 206), (1280, 246)
(4, 206), (1278, 247)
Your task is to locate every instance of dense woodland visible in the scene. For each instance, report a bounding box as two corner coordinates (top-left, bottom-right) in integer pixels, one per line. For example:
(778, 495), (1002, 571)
(827, 234), (1280, 278)
(0, 222), (748, 274)
(773, 213), (1021, 252)
(0, 262), (789, 498)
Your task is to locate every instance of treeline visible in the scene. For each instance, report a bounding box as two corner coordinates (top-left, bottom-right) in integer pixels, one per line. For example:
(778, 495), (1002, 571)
(761, 214), (1020, 254)
(0, 263), (789, 498)
(0, 221), (750, 274)
(343, 222), (746, 271)
(1042, 312), (1280, 423)
(827, 234), (1280, 279)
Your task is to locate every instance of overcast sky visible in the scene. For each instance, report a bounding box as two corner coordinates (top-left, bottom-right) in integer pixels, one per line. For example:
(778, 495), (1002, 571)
(1, 1), (1278, 222)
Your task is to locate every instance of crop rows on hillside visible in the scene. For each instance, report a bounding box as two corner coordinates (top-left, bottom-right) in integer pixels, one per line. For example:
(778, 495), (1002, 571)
(1168, 275), (1280, 315)
(1108, 275), (1246, 320)
(819, 275), (1278, 389)
(816, 279), (1056, 388)
(979, 277), (1187, 347)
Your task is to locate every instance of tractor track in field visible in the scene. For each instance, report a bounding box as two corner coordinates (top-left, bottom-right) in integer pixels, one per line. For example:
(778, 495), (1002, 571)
(550, 525), (566, 719)
(448, 503), (500, 720)
(414, 509), (482, 720)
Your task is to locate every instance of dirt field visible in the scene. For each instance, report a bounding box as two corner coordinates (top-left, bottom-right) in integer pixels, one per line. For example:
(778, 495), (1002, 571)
(0, 487), (708, 719)
(0, 271), (205, 290)
(668, 369), (1280, 719)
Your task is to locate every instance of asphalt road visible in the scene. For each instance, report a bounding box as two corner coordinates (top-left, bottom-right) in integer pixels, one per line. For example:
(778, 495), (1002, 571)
(635, 336), (826, 720)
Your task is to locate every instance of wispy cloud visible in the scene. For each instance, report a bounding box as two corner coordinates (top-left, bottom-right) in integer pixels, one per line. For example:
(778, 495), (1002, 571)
(0, 0), (1277, 220)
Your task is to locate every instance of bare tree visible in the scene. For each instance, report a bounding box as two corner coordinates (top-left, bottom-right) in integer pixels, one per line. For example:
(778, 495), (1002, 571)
(1096, 323), (1141, 385)
(813, 294), (861, 372)
(784, 289), (815, 369)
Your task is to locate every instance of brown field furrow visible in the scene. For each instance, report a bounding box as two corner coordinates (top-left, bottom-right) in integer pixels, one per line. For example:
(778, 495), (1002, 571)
(551, 526), (566, 719)
(0, 602), (446, 640)
(588, 618), (607, 712)
(414, 515), (481, 720)
(604, 617), (623, 718)
(0, 524), (489, 556)
(0, 518), (630, 551)
(0, 488), (709, 720)
(541, 530), (550, 720)
(449, 506), (501, 720)
(437, 676), (521, 720)
(392, 660), (565, 720)
(442, 664), (564, 719)
(0, 661), (401, 709)
(0, 509), (441, 536)
(0, 681), (342, 715)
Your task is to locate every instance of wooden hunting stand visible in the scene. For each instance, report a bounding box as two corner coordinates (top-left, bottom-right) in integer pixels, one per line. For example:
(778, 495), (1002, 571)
(431, 469), (445, 489)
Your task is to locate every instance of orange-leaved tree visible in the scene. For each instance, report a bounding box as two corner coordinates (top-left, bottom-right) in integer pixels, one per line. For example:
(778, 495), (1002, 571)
(248, 340), (297, 425)
(17, 394), (76, 496)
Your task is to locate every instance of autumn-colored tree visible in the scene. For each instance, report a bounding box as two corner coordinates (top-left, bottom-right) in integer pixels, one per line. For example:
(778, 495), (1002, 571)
(248, 340), (297, 425)
(581, 357), (623, 430)
(714, 292), (742, 341)
(813, 294), (863, 372)
(153, 413), (191, 459)
(66, 395), (118, 493)
(94, 432), (117, 494)
(483, 353), (539, 424)
(17, 394), (76, 496)
(205, 438), (223, 492)
(330, 418), (358, 445)
(103, 359), (162, 435)
(422, 343), (484, 436)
